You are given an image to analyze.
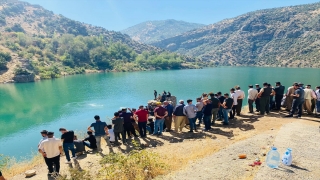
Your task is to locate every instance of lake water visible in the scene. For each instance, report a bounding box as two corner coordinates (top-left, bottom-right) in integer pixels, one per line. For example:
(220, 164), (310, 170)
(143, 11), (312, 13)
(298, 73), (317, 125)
(1, 67), (319, 159)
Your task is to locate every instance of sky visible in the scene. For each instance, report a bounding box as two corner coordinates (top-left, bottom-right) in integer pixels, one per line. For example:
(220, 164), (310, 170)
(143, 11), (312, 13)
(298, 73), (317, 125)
(24, 0), (320, 31)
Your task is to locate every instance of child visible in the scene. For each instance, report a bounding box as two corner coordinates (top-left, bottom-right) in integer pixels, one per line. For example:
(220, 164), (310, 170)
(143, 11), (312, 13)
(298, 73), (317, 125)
(107, 125), (115, 144)
(146, 118), (154, 135)
(83, 131), (97, 150)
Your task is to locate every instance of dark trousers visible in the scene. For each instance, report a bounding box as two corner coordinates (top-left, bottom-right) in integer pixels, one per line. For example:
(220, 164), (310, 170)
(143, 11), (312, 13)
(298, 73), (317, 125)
(290, 100), (304, 117)
(123, 123), (137, 138)
(255, 98), (260, 112)
(115, 131), (126, 143)
(260, 96), (270, 115)
(229, 105), (237, 118)
(44, 155), (60, 173)
(203, 115), (211, 130)
(196, 111), (203, 124)
(236, 99), (243, 115)
(218, 106), (224, 119)
(248, 99), (254, 113)
(275, 95), (283, 110)
(138, 122), (147, 137)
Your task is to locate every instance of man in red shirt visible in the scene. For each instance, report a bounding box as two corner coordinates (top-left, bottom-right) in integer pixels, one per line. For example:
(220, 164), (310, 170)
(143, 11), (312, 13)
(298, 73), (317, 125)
(153, 102), (168, 135)
(134, 105), (149, 137)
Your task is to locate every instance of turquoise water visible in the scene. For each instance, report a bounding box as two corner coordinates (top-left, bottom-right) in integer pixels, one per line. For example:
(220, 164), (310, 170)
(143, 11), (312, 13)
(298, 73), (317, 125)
(1, 67), (320, 159)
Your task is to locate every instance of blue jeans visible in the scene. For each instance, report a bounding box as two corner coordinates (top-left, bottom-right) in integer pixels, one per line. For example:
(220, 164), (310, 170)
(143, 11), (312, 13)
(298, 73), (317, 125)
(222, 109), (231, 124)
(218, 106), (224, 119)
(196, 111), (203, 124)
(154, 119), (164, 135)
(203, 115), (211, 130)
(63, 143), (76, 161)
(188, 117), (196, 131)
(317, 101), (320, 113)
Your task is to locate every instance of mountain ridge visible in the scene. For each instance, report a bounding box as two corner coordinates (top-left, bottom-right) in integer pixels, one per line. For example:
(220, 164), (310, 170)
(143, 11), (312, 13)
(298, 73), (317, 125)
(121, 19), (205, 44)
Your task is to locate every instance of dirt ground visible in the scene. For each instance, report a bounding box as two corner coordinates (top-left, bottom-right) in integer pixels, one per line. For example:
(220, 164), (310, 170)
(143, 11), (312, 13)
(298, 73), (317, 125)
(8, 109), (320, 180)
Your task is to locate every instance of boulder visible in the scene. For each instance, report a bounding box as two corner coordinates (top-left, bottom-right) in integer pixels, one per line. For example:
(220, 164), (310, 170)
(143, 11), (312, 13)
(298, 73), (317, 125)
(25, 170), (36, 177)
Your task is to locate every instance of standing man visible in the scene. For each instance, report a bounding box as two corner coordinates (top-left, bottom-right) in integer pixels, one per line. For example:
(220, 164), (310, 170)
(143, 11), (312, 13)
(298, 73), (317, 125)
(257, 83), (274, 115)
(315, 86), (320, 115)
(120, 108), (138, 139)
(222, 93), (234, 125)
(285, 83), (305, 118)
(255, 84), (261, 112)
(274, 82), (285, 110)
(154, 90), (157, 100)
(59, 128), (76, 164)
(163, 101), (174, 132)
(38, 130), (49, 159)
(248, 85), (258, 113)
(87, 115), (111, 152)
(202, 99), (213, 131)
(304, 85), (316, 115)
(154, 102), (168, 135)
(112, 112), (126, 145)
(195, 97), (204, 126)
(183, 99), (198, 132)
(173, 100), (186, 133)
(210, 94), (220, 125)
(229, 88), (238, 119)
(217, 92), (225, 120)
(235, 86), (245, 116)
(134, 105), (149, 137)
(38, 132), (63, 176)
(286, 83), (296, 111)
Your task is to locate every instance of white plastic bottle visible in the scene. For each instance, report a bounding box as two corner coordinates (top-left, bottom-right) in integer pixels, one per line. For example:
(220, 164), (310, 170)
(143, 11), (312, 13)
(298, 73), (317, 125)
(266, 146), (280, 168)
(282, 148), (292, 166)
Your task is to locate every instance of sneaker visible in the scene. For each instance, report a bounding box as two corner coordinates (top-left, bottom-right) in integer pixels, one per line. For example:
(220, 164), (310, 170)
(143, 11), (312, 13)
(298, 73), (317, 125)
(65, 161), (72, 164)
(72, 156), (77, 160)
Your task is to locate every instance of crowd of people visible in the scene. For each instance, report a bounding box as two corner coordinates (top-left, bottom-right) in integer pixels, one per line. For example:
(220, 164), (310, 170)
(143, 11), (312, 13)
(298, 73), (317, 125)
(35, 83), (320, 177)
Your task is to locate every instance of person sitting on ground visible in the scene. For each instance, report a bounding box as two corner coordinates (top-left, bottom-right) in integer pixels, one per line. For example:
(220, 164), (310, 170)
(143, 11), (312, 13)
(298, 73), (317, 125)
(59, 128), (77, 164)
(83, 131), (97, 150)
(146, 118), (155, 135)
(0, 170), (5, 180)
(73, 135), (85, 156)
(112, 112), (126, 145)
(107, 125), (115, 144)
(88, 115), (111, 152)
(38, 131), (63, 177)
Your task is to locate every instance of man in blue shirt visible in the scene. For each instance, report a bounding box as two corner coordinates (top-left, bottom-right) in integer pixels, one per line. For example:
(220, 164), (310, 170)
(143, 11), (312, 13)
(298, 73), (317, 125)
(164, 101), (174, 132)
(87, 115), (111, 152)
(285, 83), (305, 118)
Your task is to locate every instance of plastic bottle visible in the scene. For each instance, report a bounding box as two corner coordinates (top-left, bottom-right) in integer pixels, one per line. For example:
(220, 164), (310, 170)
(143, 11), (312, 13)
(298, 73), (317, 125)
(266, 146), (280, 168)
(282, 148), (292, 166)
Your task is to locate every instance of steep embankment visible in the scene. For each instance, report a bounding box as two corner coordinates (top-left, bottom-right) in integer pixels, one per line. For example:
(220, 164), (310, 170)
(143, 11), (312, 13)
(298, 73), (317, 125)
(121, 19), (205, 44)
(0, 1), (197, 83)
(152, 2), (320, 68)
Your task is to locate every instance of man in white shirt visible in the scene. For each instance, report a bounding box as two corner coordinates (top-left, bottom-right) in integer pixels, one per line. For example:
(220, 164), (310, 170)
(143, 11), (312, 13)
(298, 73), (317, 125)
(248, 85), (258, 113)
(230, 88), (239, 119)
(236, 86), (245, 116)
(304, 85), (316, 115)
(39, 131), (63, 177)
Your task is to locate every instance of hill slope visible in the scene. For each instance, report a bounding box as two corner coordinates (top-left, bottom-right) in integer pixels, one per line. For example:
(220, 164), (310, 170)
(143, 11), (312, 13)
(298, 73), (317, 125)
(0, 1), (198, 83)
(152, 2), (320, 67)
(121, 19), (205, 44)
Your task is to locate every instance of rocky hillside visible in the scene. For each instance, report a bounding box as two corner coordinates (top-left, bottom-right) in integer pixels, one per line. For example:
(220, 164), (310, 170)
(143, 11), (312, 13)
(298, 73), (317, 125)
(152, 2), (320, 67)
(0, 1), (198, 83)
(121, 19), (205, 44)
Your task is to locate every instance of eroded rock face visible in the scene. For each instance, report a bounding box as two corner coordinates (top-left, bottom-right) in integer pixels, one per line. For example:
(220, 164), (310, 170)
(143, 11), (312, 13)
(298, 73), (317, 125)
(13, 74), (35, 83)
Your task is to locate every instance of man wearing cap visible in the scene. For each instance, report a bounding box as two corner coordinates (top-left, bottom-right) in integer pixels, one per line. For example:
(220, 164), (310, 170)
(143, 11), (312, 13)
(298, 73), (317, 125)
(153, 102), (168, 135)
(235, 86), (245, 116)
(173, 100), (186, 133)
(39, 132), (63, 176)
(285, 83), (296, 111)
(88, 115), (111, 152)
(304, 85), (316, 115)
(285, 83), (305, 118)
(248, 85), (258, 113)
(183, 99), (198, 132)
(255, 84), (261, 112)
(274, 82), (285, 110)
(257, 83), (274, 115)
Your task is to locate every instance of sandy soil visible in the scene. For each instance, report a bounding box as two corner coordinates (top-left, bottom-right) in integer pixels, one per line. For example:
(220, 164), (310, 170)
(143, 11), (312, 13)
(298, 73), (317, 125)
(8, 109), (320, 180)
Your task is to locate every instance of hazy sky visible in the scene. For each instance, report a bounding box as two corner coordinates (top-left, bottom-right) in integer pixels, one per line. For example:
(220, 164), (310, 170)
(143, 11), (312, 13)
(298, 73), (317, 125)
(24, 0), (320, 31)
